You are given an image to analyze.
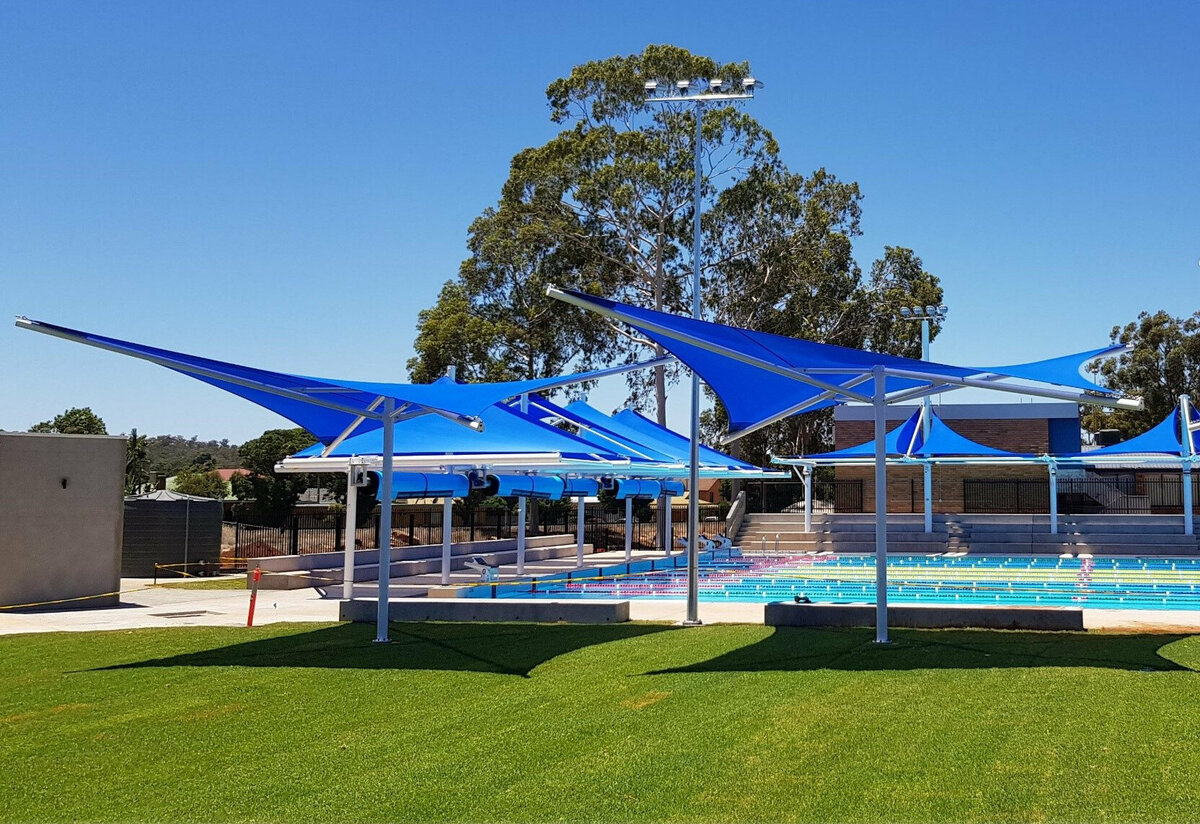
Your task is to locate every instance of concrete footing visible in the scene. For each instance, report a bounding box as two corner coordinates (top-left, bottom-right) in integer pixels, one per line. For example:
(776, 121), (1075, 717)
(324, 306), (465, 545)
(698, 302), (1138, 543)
(765, 602), (1085, 631)
(340, 598), (630, 624)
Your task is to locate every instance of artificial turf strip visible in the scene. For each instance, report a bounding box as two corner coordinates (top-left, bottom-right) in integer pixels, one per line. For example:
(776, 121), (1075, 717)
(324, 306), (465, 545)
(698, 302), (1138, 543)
(155, 576), (247, 590)
(0, 623), (1198, 823)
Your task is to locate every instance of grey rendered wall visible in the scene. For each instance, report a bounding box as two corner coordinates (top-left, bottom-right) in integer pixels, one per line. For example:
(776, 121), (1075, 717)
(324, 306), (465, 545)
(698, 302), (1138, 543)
(0, 433), (126, 609)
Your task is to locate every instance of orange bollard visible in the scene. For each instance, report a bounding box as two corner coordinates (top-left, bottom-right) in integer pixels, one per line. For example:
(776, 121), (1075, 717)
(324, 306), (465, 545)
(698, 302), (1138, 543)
(247, 565), (262, 627)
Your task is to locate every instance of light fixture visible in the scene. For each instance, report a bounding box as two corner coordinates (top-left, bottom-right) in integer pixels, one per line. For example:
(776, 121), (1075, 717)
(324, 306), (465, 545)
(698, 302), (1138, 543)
(742, 77), (761, 92)
(708, 78), (725, 92)
(644, 80), (658, 96)
(899, 307), (912, 318)
(676, 79), (691, 94)
(925, 305), (936, 315)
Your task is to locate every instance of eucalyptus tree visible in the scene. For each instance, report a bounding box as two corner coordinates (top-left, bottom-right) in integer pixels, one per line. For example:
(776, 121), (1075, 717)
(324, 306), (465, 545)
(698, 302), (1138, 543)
(1081, 310), (1200, 438)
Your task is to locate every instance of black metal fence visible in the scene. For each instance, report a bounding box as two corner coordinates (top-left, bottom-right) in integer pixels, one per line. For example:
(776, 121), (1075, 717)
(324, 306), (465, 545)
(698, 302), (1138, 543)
(964, 476), (1200, 515)
(222, 502), (723, 561)
(745, 480), (865, 514)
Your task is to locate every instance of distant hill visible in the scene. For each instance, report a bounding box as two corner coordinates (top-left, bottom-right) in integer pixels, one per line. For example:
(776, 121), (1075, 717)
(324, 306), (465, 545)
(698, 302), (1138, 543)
(145, 435), (241, 475)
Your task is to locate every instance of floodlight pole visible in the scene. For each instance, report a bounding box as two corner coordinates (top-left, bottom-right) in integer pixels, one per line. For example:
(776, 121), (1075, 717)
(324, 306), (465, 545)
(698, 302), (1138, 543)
(801, 465), (813, 533)
(1048, 460), (1059, 535)
(375, 398), (395, 643)
(644, 77), (759, 625)
(873, 366), (889, 644)
(576, 494), (586, 568)
(684, 96), (705, 626)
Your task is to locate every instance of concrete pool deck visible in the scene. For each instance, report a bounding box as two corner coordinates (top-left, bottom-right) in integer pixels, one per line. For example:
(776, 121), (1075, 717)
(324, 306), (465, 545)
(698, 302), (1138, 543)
(2, 576), (1199, 634)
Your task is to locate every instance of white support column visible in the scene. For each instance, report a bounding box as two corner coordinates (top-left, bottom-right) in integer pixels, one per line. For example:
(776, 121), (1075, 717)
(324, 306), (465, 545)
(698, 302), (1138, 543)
(923, 462), (933, 534)
(375, 398), (395, 644)
(802, 465), (813, 533)
(516, 496), (527, 575)
(1182, 394), (1194, 537)
(663, 493), (673, 555)
(1184, 464), (1194, 537)
(1048, 461), (1059, 536)
(872, 366), (889, 644)
(341, 465), (358, 600)
(624, 497), (633, 562)
(440, 495), (453, 586)
(576, 495), (586, 568)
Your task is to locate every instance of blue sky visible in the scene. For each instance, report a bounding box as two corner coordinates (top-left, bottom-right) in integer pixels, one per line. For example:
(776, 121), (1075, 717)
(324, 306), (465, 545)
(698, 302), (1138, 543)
(2, 1), (1197, 443)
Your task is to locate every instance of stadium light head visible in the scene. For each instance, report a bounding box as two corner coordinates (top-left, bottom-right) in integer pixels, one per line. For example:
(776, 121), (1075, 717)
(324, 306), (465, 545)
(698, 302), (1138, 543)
(899, 307), (912, 318)
(708, 78), (725, 92)
(676, 79), (692, 94)
(644, 80), (658, 96)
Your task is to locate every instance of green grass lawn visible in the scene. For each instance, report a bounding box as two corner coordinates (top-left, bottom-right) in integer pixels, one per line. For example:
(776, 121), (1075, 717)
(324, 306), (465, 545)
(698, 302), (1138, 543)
(155, 576), (247, 590)
(1, 622), (1198, 823)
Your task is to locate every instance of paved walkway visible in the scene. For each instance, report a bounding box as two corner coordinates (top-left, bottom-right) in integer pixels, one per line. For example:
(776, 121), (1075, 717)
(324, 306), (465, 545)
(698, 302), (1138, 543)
(3, 569), (1200, 635)
(0, 579), (338, 635)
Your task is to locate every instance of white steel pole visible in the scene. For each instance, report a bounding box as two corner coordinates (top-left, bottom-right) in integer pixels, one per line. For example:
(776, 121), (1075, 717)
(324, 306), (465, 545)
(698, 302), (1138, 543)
(374, 398), (395, 643)
(440, 494), (453, 585)
(802, 465), (813, 533)
(576, 495), (585, 567)
(663, 493), (673, 555)
(873, 366), (889, 644)
(921, 318), (933, 533)
(1048, 461), (1059, 536)
(1181, 394), (1194, 536)
(516, 496), (527, 575)
(342, 466), (358, 600)
(684, 98), (705, 627)
(624, 496), (633, 561)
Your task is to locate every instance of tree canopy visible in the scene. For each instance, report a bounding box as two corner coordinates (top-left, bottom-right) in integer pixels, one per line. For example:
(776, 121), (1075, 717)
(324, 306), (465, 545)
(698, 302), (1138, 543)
(29, 407), (107, 435)
(1082, 309), (1200, 439)
(230, 428), (318, 524)
(410, 44), (942, 451)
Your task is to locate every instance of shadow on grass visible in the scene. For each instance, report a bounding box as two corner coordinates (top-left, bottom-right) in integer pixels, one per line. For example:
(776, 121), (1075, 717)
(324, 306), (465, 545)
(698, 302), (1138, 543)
(648, 627), (1197, 674)
(98, 621), (674, 677)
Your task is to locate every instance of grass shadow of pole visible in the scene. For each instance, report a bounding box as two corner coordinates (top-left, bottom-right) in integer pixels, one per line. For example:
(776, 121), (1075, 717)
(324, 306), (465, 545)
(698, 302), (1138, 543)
(96, 621), (675, 678)
(646, 627), (1197, 674)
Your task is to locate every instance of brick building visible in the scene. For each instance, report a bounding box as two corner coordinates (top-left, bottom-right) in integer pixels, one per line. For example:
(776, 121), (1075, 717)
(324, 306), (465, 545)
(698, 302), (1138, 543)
(833, 403), (1080, 513)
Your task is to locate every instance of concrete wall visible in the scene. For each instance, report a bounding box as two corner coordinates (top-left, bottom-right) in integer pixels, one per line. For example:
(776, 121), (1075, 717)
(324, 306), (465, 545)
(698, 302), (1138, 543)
(0, 433), (126, 609)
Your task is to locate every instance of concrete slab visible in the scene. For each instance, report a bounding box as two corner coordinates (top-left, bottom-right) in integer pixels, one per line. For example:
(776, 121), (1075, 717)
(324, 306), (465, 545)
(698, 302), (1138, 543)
(765, 602), (1085, 631)
(341, 598), (629, 624)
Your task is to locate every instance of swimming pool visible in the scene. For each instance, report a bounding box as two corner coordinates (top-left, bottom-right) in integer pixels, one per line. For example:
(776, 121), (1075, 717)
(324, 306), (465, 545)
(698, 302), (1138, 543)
(481, 553), (1200, 610)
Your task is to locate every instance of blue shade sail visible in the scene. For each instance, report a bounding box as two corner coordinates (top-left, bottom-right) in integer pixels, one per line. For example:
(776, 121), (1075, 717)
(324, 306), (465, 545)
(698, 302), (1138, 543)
(983, 345), (1125, 394)
(550, 290), (1126, 435)
(789, 409), (1032, 461)
(1070, 403), (1200, 458)
(374, 472), (471, 500)
(292, 394), (627, 463)
(562, 401), (760, 470)
(916, 415), (1034, 459)
(17, 318), (613, 445)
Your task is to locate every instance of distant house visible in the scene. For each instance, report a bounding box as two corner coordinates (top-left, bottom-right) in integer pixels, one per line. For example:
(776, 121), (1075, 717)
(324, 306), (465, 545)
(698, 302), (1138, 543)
(165, 467), (248, 500)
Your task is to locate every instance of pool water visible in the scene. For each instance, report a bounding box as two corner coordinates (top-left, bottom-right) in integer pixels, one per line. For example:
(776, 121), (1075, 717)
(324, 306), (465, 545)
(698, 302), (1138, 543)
(491, 553), (1200, 610)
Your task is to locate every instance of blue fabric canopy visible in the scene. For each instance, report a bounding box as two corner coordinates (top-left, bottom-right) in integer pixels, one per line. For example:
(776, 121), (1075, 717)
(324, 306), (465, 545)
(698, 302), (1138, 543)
(1069, 404), (1200, 459)
(373, 472), (471, 500)
(789, 409), (1033, 461)
(563, 401), (761, 470)
(549, 290), (1127, 436)
(293, 396), (627, 463)
(17, 318), (616, 445)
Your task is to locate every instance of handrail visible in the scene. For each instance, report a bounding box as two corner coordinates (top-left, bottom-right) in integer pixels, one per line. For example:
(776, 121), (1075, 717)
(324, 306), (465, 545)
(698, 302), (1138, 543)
(725, 490), (746, 538)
